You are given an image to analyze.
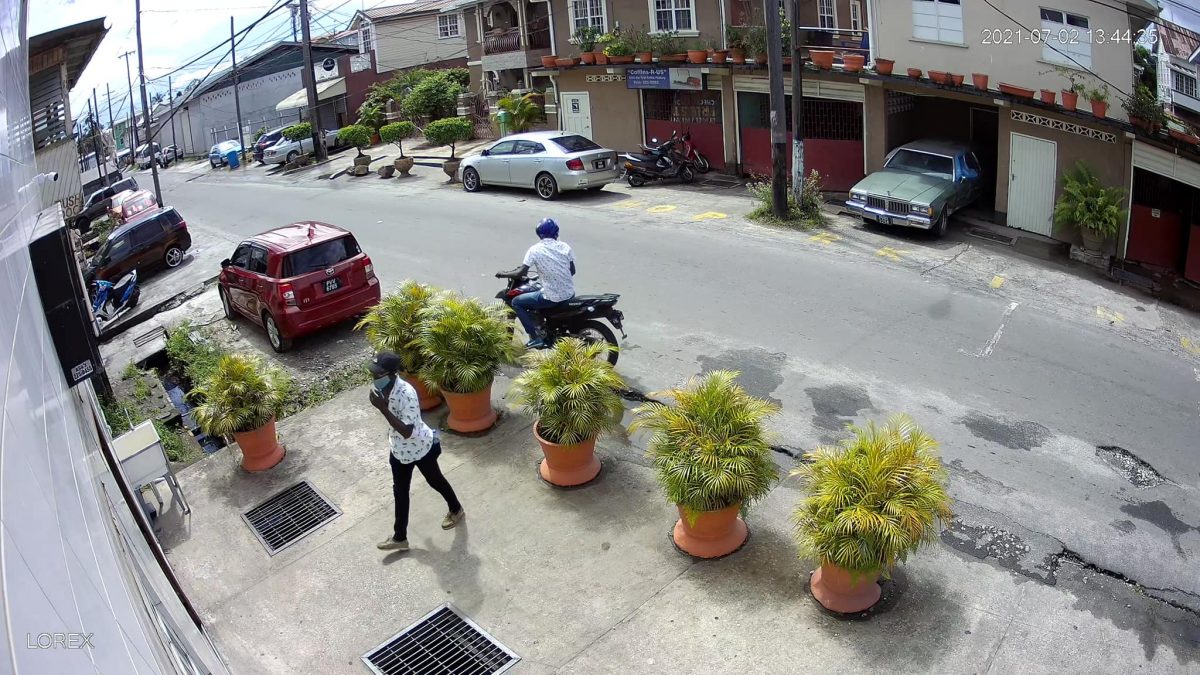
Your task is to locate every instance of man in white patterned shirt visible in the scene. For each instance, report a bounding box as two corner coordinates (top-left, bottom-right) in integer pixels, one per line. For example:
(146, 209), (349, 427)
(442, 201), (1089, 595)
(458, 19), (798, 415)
(512, 218), (575, 348)
(368, 351), (464, 552)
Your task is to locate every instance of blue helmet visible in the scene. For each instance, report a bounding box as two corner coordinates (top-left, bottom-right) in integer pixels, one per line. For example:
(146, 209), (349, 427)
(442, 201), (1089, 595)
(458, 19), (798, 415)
(536, 218), (559, 239)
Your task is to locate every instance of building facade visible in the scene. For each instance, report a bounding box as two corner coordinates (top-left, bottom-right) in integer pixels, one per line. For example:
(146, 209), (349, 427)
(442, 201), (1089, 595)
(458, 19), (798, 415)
(351, 0), (470, 75)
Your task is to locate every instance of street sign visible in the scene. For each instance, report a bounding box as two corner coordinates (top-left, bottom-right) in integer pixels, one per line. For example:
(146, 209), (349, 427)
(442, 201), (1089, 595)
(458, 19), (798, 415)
(626, 67), (703, 91)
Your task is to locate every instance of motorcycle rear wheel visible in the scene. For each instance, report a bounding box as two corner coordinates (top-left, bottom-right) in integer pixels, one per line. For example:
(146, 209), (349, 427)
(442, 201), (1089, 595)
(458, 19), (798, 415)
(627, 173), (646, 188)
(572, 320), (619, 366)
(680, 165), (696, 183)
(693, 154), (710, 173)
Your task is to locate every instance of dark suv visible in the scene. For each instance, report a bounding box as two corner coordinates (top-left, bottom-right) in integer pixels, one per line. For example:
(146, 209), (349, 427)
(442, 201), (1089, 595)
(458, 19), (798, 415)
(254, 127), (286, 163)
(84, 207), (192, 284)
(75, 177), (139, 232)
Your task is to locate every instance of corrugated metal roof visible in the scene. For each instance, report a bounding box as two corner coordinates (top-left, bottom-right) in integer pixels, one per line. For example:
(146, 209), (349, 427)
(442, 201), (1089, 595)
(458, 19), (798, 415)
(363, 0), (461, 21)
(1161, 20), (1200, 61)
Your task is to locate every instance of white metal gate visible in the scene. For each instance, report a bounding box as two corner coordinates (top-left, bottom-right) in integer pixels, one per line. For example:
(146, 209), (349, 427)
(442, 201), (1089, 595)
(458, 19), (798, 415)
(559, 92), (592, 138)
(1006, 133), (1057, 236)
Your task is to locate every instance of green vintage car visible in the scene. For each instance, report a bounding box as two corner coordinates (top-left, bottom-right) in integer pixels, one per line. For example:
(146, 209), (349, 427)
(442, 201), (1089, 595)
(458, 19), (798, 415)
(846, 140), (985, 238)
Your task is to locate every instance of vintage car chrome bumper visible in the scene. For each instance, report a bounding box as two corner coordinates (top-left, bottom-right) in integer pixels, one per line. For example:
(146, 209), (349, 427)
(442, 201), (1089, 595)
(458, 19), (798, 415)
(845, 198), (933, 229)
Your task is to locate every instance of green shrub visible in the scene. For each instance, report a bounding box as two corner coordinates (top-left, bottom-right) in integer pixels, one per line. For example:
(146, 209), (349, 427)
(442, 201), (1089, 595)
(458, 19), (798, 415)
(165, 322), (226, 387)
(792, 415), (952, 576)
(337, 124), (373, 156)
(423, 117), (473, 158)
(355, 280), (440, 373)
(357, 104), (385, 131)
(1122, 85), (1167, 126)
(510, 338), (625, 445)
(747, 170), (826, 228)
(379, 121), (417, 157)
(282, 122), (312, 142)
(416, 293), (517, 394)
(443, 67), (470, 87)
(494, 93), (542, 133)
(401, 71), (463, 121)
(253, 127), (267, 143)
(1053, 161), (1125, 239)
(190, 354), (289, 436)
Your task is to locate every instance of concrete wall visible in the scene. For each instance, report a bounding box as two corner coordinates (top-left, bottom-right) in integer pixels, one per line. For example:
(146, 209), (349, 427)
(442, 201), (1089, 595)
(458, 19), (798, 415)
(872, 0), (1136, 120)
(374, 14), (468, 73)
(181, 67), (305, 153)
(549, 0), (724, 56)
(555, 69), (642, 151)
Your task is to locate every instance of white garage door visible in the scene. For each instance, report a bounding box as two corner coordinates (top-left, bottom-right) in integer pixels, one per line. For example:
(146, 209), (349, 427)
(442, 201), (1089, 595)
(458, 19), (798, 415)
(1132, 140), (1200, 190)
(1007, 133), (1058, 236)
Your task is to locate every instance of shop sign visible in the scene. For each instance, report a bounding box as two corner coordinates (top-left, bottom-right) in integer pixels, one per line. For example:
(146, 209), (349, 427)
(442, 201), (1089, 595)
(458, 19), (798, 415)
(626, 67), (703, 91)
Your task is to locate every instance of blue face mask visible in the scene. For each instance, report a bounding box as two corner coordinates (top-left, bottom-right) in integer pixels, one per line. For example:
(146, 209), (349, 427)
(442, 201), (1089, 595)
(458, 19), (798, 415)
(373, 375), (393, 394)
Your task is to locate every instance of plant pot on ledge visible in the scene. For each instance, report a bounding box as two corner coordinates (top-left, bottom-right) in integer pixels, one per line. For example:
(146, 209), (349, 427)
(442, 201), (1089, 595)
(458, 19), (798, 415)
(972, 72), (989, 90)
(594, 51), (609, 65)
(711, 49), (728, 64)
(535, 424), (602, 487)
(393, 156), (414, 176)
(810, 562), (882, 613)
(541, 55), (558, 68)
(811, 50), (834, 69)
(907, 67), (922, 79)
(842, 53), (865, 72)
(873, 58), (894, 75)
(1039, 89), (1057, 104)
(1061, 89), (1079, 111)
(673, 504), (748, 558)
(687, 49), (708, 64)
(232, 417), (286, 472)
(580, 51), (596, 64)
(1090, 99), (1109, 118)
(442, 158), (462, 180)
(637, 51), (654, 63)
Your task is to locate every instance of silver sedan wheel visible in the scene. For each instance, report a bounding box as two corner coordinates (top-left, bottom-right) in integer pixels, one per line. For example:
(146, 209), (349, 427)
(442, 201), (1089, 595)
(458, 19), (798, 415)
(463, 167), (481, 192)
(535, 173), (558, 200)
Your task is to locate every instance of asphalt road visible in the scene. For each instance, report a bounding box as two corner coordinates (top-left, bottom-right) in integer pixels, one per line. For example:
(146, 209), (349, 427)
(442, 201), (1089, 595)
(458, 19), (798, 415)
(154, 161), (1200, 614)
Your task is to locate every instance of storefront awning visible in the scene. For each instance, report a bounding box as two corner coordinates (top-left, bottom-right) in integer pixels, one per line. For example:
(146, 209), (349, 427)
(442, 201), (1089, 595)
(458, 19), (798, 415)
(1133, 140), (1200, 191)
(275, 77), (346, 112)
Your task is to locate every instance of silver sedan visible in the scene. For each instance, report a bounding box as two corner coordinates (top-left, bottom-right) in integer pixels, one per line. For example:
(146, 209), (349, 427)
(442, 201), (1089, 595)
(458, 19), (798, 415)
(459, 131), (619, 200)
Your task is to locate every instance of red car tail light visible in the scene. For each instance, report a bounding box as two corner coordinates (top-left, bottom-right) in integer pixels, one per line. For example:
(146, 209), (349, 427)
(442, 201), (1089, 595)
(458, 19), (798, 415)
(280, 282), (296, 306)
(565, 158), (584, 171)
(363, 256), (375, 279)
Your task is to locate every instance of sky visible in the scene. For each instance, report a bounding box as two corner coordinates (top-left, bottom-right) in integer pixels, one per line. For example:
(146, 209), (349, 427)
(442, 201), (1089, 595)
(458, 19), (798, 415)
(28, 0), (377, 126)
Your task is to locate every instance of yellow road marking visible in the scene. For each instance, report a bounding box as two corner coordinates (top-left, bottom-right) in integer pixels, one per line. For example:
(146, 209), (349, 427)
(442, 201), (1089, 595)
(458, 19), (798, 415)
(876, 246), (905, 262)
(1183, 337), (1200, 355)
(647, 204), (677, 214)
(692, 211), (727, 220)
(1096, 306), (1125, 325)
(613, 199), (645, 209)
(990, 275), (1005, 289)
(809, 231), (841, 245)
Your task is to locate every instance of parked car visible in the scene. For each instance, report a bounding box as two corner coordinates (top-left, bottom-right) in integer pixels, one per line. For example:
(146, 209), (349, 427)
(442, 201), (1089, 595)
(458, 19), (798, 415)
(160, 145), (180, 166)
(112, 189), (159, 224)
(74, 177), (139, 231)
(846, 139), (985, 238)
(84, 206), (192, 284)
(254, 127), (287, 163)
(262, 130), (340, 165)
(135, 143), (161, 170)
(217, 222), (380, 352)
(209, 140), (243, 168)
(459, 131), (619, 200)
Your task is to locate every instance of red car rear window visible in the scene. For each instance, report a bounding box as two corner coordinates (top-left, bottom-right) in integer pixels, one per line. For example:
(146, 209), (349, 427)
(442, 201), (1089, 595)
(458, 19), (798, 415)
(282, 235), (361, 277)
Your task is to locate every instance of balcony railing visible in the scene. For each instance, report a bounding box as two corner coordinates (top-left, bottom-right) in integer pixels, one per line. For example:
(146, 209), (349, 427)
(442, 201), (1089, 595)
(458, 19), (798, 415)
(482, 25), (551, 55)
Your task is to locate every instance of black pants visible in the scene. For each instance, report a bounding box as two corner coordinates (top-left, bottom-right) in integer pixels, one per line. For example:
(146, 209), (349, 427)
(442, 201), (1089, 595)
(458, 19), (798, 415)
(390, 442), (461, 542)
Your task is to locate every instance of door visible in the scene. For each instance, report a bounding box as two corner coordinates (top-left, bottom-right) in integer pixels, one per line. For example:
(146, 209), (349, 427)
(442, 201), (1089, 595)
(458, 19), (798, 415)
(245, 245), (271, 319)
(128, 220), (163, 271)
(509, 140), (547, 186)
(224, 244), (255, 314)
(477, 140), (515, 184)
(560, 92), (593, 139)
(1006, 133), (1057, 236)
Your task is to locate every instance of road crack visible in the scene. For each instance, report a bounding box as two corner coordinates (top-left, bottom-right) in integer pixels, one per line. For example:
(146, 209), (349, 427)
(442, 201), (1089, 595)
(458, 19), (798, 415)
(921, 243), (971, 275)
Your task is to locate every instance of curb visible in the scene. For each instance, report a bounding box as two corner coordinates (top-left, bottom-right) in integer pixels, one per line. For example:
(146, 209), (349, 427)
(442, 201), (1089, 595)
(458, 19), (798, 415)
(98, 275), (218, 343)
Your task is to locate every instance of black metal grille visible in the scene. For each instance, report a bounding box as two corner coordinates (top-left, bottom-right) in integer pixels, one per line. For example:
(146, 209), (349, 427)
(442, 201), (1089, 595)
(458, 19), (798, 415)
(866, 195), (886, 210)
(643, 90), (722, 125)
(241, 481), (340, 555)
(363, 605), (519, 675)
(888, 199), (909, 214)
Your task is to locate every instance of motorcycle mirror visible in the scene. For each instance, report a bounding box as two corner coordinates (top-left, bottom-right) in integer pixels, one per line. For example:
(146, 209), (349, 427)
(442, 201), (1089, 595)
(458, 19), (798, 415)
(650, 138), (658, 144)
(220, 258), (231, 268)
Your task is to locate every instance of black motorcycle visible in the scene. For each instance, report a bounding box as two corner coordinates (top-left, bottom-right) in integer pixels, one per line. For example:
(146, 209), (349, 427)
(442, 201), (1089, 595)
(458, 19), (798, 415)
(495, 269), (626, 365)
(620, 131), (695, 187)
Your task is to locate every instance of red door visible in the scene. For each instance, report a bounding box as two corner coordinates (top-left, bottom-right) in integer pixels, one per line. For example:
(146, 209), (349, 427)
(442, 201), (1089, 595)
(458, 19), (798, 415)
(642, 89), (726, 170)
(736, 92), (865, 191)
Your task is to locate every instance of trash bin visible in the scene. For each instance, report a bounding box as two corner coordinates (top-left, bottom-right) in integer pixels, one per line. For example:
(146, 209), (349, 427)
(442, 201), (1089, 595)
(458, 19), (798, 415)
(225, 149), (240, 169)
(497, 110), (512, 137)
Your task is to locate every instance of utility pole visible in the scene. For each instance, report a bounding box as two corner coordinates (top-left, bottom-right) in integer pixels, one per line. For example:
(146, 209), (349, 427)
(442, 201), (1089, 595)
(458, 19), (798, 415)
(86, 99), (102, 181)
(290, 1), (299, 41)
(230, 17), (247, 159)
(92, 88), (107, 182)
(168, 75), (178, 151)
(764, 0), (787, 218)
(789, 0), (805, 203)
(134, 0), (163, 204)
(299, 0), (327, 161)
(120, 50), (140, 153)
(105, 82), (115, 130)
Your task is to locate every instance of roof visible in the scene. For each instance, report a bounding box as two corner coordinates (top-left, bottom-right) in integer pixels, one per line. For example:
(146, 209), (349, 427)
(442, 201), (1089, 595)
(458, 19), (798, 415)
(896, 139), (974, 156)
(28, 17), (108, 89)
(1160, 20), (1200, 61)
(189, 42), (353, 99)
(249, 222), (349, 253)
(360, 0), (461, 22)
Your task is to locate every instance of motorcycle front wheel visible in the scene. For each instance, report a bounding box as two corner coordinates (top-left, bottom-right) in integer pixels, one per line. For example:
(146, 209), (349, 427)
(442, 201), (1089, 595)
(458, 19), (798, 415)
(573, 320), (619, 366)
(693, 154), (710, 173)
(680, 165), (696, 183)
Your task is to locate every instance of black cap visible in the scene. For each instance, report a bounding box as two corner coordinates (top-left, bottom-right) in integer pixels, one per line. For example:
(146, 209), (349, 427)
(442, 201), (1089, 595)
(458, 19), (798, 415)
(368, 351), (402, 377)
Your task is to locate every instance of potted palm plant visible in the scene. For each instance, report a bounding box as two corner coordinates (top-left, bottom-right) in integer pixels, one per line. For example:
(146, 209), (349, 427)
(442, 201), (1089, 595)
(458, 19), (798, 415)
(423, 117), (474, 179)
(494, 92), (543, 133)
(191, 354), (288, 472)
(510, 338), (624, 486)
(1053, 161), (1125, 253)
(356, 281), (442, 410)
(380, 121), (417, 176)
(630, 370), (778, 558)
(416, 293), (517, 433)
(792, 415), (952, 613)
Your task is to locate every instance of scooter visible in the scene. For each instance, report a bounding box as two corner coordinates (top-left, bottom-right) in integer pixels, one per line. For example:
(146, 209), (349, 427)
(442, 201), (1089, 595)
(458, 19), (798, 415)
(495, 268), (626, 366)
(92, 270), (140, 325)
(678, 131), (710, 173)
(621, 132), (695, 187)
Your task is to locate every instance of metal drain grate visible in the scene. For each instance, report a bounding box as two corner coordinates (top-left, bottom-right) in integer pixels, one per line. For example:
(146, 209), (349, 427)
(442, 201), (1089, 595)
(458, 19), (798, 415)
(966, 228), (1016, 246)
(362, 604), (519, 675)
(241, 480), (340, 555)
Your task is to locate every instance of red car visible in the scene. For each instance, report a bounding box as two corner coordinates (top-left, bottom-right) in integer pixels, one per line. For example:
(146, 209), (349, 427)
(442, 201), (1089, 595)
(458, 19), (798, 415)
(218, 222), (380, 352)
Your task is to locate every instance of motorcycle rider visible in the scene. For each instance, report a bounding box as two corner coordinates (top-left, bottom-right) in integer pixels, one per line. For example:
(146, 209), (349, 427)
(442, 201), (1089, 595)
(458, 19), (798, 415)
(512, 218), (575, 348)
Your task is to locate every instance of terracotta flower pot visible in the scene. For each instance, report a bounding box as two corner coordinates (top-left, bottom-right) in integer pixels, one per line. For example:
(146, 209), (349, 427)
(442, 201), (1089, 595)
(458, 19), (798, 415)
(401, 373), (441, 411)
(998, 82), (1035, 99)
(729, 48), (746, 64)
(810, 50), (834, 69)
(393, 156), (414, 176)
(711, 50), (728, 64)
(687, 49), (708, 64)
(534, 424), (601, 487)
(755, 53), (769, 65)
(609, 55), (634, 64)
(637, 51), (654, 63)
(782, 56), (793, 67)
(972, 72), (989, 90)
(1168, 128), (1200, 145)
(948, 73), (964, 86)
(660, 53), (687, 63)
(555, 57), (579, 67)
(1039, 89), (1056, 104)
(810, 562), (881, 613)
(874, 58), (894, 75)
(1061, 89), (1078, 111)
(442, 158), (461, 179)
(842, 53), (865, 72)
(580, 51), (596, 64)
(232, 416), (285, 472)
(594, 51), (609, 65)
(1090, 99), (1109, 118)
(442, 383), (497, 433)
(928, 70), (947, 84)
(907, 67), (922, 79)
(672, 503), (748, 558)
(541, 55), (558, 68)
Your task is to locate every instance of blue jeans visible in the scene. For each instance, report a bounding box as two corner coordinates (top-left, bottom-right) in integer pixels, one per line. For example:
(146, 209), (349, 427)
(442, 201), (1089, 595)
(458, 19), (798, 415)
(512, 290), (564, 339)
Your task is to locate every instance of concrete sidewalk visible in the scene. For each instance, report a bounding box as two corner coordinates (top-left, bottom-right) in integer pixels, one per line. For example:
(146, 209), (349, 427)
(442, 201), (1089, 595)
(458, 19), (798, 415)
(162, 380), (1199, 674)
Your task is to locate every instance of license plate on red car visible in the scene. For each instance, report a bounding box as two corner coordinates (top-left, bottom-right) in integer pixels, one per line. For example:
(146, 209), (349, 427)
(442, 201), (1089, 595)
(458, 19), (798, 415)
(323, 277), (341, 293)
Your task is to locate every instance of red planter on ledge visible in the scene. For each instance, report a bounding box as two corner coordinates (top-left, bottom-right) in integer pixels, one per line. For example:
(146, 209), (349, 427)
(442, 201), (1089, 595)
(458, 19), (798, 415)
(998, 82), (1035, 99)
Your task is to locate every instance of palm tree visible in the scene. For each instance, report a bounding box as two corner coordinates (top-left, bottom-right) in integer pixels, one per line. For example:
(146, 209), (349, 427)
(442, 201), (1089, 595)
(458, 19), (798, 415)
(495, 93), (543, 133)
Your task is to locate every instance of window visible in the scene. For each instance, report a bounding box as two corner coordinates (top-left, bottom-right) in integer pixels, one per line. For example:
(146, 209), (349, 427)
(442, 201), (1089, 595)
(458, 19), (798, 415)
(514, 140), (545, 154)
(230, 244), (252, 269)
(818, 0), (837, 29)
(1040, 8), (1091, 69)
(283, 236), (361, 276)
(653, 0), (695, 33)
(161, 209), (182, 229)
(487, 140), (516, 155)
(912, 0), (963, 44)
(569, 0), (606, 33)
(885, 149), (954, 179)
(849, 0), (862, 31)
(129, 223), (159, 248)
(551, 135), (602, 152)
(248, 247), (269, 274)
(1174, 70), (1198, 99)
(359, 23), (373, 53)
(438, 14), (460, 39)
(966, 153), (981, 173)
(102, 235), (129, 260)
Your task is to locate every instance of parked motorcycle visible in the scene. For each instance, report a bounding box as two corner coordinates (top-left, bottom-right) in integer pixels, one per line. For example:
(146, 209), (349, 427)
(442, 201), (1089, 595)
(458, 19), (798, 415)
(495, 268), (626, 366)
(678, 131), (710, 173)
(92, 270), (140, 325)
(621, 131), (695, 187)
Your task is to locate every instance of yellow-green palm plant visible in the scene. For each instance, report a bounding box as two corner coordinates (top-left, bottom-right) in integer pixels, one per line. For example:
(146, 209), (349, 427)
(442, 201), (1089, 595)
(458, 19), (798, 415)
(190, 354), (288, 436)
(510, 338), (625, 445)
(355, 281), (439, 374)
(415, 293), (519, 394)
(630, 370), (779, 520)
(791, 414), (953, 577)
